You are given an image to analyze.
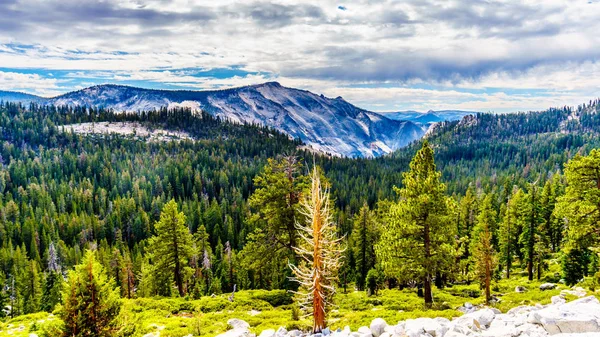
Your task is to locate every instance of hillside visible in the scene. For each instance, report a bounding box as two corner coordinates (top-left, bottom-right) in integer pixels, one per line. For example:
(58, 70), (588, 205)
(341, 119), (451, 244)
(0, 83), (425, 158)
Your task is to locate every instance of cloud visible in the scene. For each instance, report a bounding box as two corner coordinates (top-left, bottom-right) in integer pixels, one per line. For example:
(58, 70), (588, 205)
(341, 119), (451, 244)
(0, 0), (599, 112)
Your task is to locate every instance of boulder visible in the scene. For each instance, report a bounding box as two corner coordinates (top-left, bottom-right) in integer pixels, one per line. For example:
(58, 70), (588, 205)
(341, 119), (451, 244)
(551, 295), (566, 305)
(275, 327), (287, 337)
(453, 308), (496, 329)
(216, 329), (252, 337)
(515, 323), (548, 337)
(530, 296), (600, 334)
(444, 332), (468, 337)
(539, 283), (556, 291)
(561, 287), (587, 298)
(259, 329), (275, 337)
(217, 319), (252, 337)
(370, 318), (387, 337)
(515, 286), (527, 293)
(228, 319), (250, 330)
(357, 326), (372, 337)
(404, 317), (447, 337)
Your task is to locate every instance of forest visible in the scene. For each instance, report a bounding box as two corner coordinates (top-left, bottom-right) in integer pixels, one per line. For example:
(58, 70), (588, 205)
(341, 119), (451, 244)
(0, 99), (599, 336)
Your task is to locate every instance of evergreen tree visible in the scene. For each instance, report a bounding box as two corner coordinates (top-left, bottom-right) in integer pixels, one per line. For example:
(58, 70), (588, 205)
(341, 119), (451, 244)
(498, 187), (523, 278)
(519, 184), (543, 281)
(350, 204), (378, 291)
(471, 194), (497, 303)
(376, 141), (456, 306)
(61, 250), (121, 337)
(243, 156), (307, 288)
(148, 200), (193, 297)
(557, 150), (600, 252)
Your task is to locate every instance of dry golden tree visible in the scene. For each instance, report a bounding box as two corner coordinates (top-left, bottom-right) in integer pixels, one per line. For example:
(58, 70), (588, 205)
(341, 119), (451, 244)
(289, 167), (343, 333)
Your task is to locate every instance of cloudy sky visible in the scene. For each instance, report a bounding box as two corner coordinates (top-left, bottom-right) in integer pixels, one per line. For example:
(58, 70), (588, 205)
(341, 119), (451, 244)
(0, 0), (599, 113)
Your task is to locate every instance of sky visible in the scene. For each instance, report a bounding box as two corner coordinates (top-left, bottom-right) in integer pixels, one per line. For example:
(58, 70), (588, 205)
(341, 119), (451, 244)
(0, 0), (599, 113)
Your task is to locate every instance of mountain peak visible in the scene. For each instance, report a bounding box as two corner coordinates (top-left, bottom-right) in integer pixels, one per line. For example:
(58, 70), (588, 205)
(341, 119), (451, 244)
(259, 81), (282, 88)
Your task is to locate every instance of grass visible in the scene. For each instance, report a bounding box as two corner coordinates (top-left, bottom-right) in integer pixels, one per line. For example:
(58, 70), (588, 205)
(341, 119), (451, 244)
(0, 275), (594, 337)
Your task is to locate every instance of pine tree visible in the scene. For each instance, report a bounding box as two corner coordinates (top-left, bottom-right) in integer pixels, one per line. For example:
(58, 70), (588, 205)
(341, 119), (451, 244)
(61, 250), (121, 337)
(148, 199), (193, 297)
(471, 194), (498, 303)
(243, 156), (307, 288)
(498, 187), (523, 278)
(519, 184), (543, 281)
(289, 167), (343, 333)
(557, 150), (600, 251)
(376, 141), (456, 306)
(350, 204), (378, 291)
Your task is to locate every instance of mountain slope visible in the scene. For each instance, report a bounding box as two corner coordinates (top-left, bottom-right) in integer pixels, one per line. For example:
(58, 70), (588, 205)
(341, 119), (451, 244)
(0, 90), (45, 104)
(385, 110), (477, 123)
(1, 83), (425, 158)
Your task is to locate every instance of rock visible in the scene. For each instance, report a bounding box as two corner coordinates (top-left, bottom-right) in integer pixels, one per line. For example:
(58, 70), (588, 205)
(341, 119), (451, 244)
(275, 327), (287, 337)
(216, 329), (251, 337)
(357, 326), (372, 337)
(551, 295), (566, 305)
(515, 286), (527, 293)
(370, 318), (387, 337)
(218, 319), (252, 337)
(228, 319), (250, 330)
(508, 305), (539, 316)
(322, 328), (331, 336)
(539, 283), (556, 291)
(457, 302), (477, 314)
(444, 332), (468, 337)
(379, 333), (390, 337)
(142, 333), (159, 337)
(561, 287), (587, 298)
(288, 330), (302, 337)
(530, 296), (600, 334)
(349, 333), (361, 337)
(259, 329), (275, 337)
(516, 323), (548, 337)
(404, 317), (446, 337)
(455, 308), (496, 329)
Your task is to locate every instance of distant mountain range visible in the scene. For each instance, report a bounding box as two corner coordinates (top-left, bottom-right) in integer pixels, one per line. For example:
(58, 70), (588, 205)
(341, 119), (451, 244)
(384, 110), (478, 124)
(0, 83), (469, 157)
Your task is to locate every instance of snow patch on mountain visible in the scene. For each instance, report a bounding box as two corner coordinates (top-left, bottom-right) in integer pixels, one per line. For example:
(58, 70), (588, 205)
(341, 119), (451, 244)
(0, 83), (426, 158)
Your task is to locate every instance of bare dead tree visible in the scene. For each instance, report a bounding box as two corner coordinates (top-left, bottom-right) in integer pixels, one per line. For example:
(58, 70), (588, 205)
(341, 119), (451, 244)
(289, 167), (343, 333)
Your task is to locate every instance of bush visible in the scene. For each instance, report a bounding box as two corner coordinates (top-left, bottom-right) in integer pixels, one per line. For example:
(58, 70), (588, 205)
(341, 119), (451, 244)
(366, 269), (383, 296)
(251, 290), (293, 307)
(37, 319), (65, 337)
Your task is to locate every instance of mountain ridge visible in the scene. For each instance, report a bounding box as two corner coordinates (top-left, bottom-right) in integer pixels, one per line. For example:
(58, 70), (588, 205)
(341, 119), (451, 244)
(0, 82), (426, 158)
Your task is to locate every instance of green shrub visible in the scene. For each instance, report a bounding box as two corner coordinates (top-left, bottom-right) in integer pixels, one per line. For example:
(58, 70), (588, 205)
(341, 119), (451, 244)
(251, 290), (293, 307)
(37, 319), (64, 337)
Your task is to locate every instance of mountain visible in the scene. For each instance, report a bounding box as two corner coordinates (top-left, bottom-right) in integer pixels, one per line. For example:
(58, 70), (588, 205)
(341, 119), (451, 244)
(0, 83), (425, 158)
(385, 110), (478, 123)
(0, 90), (45, 104)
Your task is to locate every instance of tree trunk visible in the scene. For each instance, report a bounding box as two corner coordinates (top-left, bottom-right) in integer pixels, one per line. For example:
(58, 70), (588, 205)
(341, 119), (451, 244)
(485, 258), (491, 304)
(423, 220), (433, 306)
(312, 186), (325, 333)
(424, 274), (433, 306)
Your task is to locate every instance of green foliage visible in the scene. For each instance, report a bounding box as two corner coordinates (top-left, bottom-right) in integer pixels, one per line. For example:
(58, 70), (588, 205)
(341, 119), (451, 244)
(61, 250), (122, 337)
(376, 141), (456, 305)
(365, 268), (383, 296)
(471, 194), (498, 303)
(351, 204), (379, 291)
(147, 200), (193, 297)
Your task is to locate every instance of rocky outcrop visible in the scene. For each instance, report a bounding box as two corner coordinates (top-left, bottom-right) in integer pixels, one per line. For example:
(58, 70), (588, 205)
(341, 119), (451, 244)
(218, 294), (600, 337)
